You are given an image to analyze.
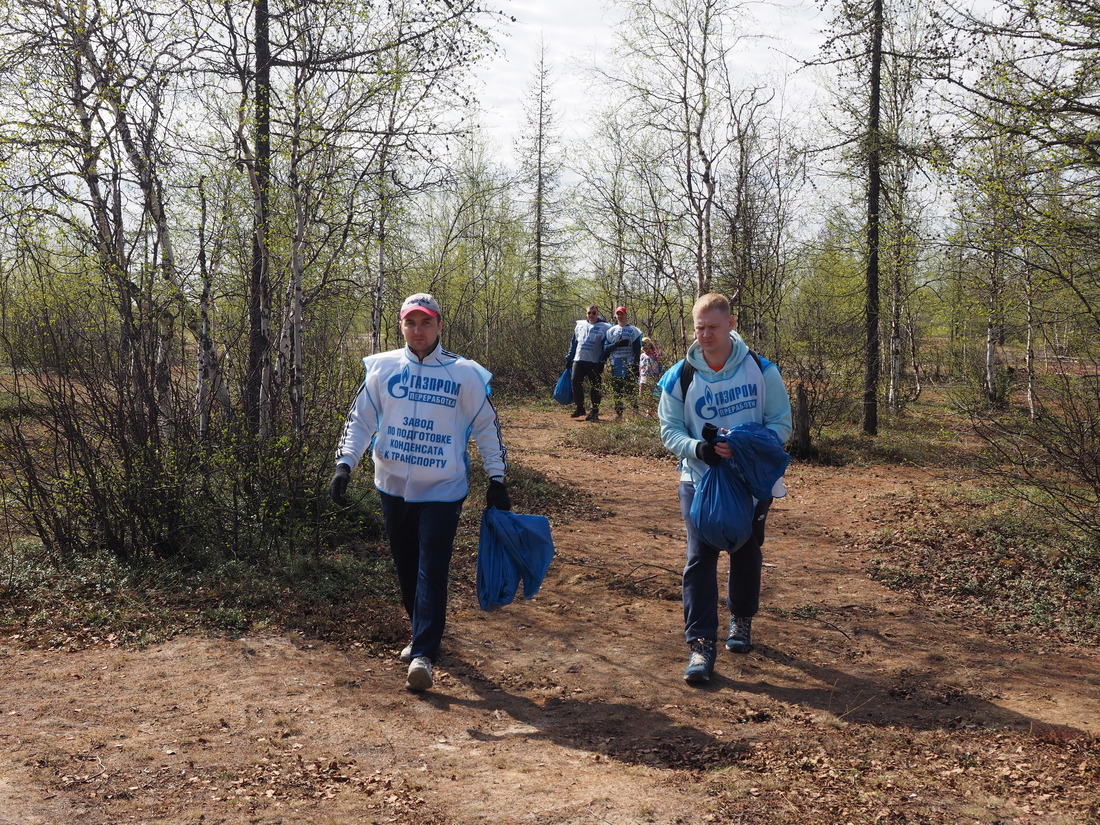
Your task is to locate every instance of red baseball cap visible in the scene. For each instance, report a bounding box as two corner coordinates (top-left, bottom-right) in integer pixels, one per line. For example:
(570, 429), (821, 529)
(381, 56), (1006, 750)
(614, 306), (627, 316)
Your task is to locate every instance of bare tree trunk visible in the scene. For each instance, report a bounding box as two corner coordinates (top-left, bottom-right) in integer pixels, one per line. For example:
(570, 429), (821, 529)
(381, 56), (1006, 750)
(370, 240), (384, 355)
(288, 210), (306, 432)
(277, 103), (308, 432)
(375, 215), (388, 352)
(906, 307), (923, 402)
(247, 0), (273, 438)
(985, 311), (996, 400)
(793, 382), (811, 456)
(1025, 267), (1036, 418)
(529, 43), (550, 330)
(863, 0), (883, 436)
(195, 178), (229, 438)
(985, 259), (1000, 403)
(888, 250), (902, 412)
(370, 132), (397, 357)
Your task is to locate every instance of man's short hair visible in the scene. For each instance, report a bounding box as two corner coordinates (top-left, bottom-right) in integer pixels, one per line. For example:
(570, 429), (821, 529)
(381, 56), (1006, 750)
(692, 292), (731, 317)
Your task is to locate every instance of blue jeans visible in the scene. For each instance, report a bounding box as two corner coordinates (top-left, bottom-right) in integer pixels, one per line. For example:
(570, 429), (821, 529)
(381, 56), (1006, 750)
(679, 481), (771, 643)
(379, 492), (465, 662)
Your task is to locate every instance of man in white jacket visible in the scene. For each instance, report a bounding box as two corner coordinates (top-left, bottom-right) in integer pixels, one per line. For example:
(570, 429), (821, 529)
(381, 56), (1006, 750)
(565, 305), (611, 421)
(329, 293), (511, 692)
(603, 306), (644, 420)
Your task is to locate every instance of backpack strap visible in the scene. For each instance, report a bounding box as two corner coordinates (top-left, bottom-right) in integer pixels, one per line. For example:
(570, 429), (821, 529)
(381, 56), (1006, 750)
(679, 361), (696, 399)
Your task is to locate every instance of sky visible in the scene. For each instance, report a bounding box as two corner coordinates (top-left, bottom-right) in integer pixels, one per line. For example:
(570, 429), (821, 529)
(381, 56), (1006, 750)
(471, 0), (830, 166)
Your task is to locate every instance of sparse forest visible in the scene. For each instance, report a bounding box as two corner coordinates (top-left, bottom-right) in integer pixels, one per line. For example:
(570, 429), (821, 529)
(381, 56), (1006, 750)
(0, 0), (1098, 562)
(0, 1), (1099, 820)
(2, 3), (1100, 822)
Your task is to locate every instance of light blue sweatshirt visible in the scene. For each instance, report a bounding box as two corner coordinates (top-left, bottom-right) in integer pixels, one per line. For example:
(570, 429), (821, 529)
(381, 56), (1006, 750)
(658, 331), (792, 488)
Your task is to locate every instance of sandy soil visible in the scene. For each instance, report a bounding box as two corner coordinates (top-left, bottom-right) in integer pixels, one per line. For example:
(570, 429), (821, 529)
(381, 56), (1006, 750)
(0, 406), (1097, 824)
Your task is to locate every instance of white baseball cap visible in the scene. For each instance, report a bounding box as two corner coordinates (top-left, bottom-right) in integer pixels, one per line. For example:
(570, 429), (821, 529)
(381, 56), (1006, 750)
(399, 293), (441, 319)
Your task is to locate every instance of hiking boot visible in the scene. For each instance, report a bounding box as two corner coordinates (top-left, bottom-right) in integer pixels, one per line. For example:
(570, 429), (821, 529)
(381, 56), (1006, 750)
(683, 638), (716, 684)
(405, 656), (434, 692)
(726, 615), (753, 654)
(570, 407), (586, 418)
(399, 642), (413, 663)
(585, 409), (600, 421)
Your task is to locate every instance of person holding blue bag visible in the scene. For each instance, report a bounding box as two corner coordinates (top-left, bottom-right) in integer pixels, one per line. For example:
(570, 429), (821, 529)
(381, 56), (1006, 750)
(658, 293), (792, 685)
(329, 293), (512, 693)
(564, 305), (611, 421)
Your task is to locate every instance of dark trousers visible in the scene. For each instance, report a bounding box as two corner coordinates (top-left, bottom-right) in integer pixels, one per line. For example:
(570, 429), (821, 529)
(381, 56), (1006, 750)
(379, 492), (464, 662)
(571, 361), (604, 411)
(678, 481), (772, 643)
(609, 372), (639, 413)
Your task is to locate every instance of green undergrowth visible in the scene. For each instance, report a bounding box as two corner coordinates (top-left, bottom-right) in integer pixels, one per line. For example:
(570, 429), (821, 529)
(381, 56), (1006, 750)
(558, 400), (980, 470)
(559, 412), (671, 458)
(864, 485), (1100, 645)
(800, 407), (981, 469)
(0, 458), (591, 652)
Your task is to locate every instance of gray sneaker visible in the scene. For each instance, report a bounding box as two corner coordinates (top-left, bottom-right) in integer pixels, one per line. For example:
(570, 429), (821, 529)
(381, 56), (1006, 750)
(683, 638), (716, 684)
(399, 642), (413, 663)
(726, 615), (752, 653)
(405, 656), (434, 692)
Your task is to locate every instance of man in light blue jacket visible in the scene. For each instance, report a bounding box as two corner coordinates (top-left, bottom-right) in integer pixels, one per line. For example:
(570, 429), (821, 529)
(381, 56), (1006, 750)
(330, 293), (511, 692)
(658, 293), (792, 684)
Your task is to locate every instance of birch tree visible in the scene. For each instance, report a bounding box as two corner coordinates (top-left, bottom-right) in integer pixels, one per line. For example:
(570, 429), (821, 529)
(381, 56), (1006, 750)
(0, 0), (504, 561)
(607, 0), (748, 297)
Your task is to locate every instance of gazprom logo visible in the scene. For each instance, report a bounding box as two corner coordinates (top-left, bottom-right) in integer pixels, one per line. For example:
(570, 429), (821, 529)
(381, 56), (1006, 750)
(388, 365), (413, 398)
(386, 365), (463, 405)
(694, 382), (759, 420)
(694, 386), (719, 420)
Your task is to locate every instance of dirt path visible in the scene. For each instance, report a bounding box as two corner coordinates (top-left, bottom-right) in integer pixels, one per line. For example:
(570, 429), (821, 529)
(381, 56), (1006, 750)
(1, 407), (1097, 824)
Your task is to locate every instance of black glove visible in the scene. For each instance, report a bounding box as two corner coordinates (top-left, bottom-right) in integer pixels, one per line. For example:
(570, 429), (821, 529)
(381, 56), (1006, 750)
(486, 479), (512, 510)
(564, 356), (573, 369)
(329, 463), (351, 504)
(695, 441), (720, 466)
(697, 422), (721, 466)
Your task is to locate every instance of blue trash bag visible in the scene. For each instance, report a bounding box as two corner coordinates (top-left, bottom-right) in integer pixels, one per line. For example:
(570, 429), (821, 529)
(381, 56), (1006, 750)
(720, 422), (791, 500)
(476, 506), (556, 611)
(690, 422), (790, 551)
(552, 368), (573, 405)
(689, 460), (754, 552)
